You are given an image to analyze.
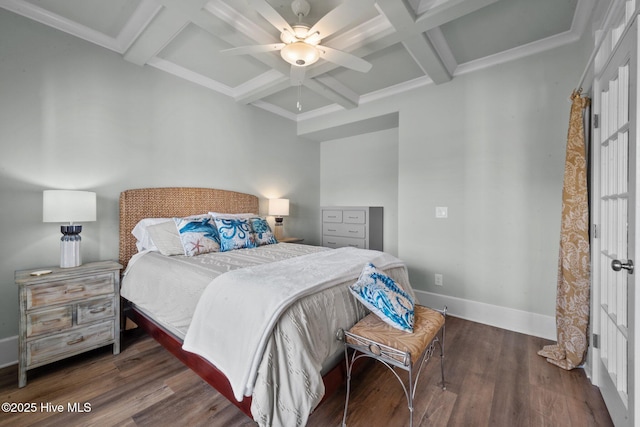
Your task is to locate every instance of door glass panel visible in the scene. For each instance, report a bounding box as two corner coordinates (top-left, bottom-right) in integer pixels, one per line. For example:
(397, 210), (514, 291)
(598, 60), (630, 408)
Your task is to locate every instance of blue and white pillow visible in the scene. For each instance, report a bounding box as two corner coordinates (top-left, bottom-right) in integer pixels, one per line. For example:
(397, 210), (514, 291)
(174, 217), (220, 256)
(213, 217), (257, 252)
(249, 217), (277, 246)
(349, 263), (415, 332)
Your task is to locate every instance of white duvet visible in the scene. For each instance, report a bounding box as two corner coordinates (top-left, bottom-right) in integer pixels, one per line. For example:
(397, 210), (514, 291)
(121, 243), (414, 426)
(182, 247), (405, 401)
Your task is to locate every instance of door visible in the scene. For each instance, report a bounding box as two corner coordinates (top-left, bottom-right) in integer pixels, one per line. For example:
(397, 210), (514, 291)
(592, 18), (637, 427)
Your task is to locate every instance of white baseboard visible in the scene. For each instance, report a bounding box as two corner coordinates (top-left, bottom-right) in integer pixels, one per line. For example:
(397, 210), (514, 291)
(0, 335), (18, 368)
(414, 290), (556, 341)
(0, 294), (556, 368)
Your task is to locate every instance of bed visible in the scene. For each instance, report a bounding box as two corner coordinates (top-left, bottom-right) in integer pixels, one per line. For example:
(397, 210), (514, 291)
(118, 187), (415, 426)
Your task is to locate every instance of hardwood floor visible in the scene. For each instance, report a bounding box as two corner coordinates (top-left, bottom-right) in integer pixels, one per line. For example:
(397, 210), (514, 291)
(0, 317), (612, 426)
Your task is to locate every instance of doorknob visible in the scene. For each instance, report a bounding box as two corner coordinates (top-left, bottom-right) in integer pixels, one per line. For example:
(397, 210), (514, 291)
(611, 259), (634, 274)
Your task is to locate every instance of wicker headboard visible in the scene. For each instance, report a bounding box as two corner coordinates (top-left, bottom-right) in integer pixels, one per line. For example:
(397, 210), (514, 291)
(119, 187), (259, 269)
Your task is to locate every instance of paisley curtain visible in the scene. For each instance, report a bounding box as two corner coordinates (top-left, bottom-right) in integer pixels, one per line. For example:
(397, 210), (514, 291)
(538, 90), (591, 370)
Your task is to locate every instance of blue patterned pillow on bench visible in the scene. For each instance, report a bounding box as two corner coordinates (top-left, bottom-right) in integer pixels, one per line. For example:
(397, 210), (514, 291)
(349, 263), (415, 332)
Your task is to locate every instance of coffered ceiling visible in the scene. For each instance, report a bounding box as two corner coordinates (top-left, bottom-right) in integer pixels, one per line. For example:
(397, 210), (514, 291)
(1, 0), (594, 121)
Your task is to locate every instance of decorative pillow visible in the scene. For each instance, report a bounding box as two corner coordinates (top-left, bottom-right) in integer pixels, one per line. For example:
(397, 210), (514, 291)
(249, 217), (277, 246)
(173, 217), (220, 256)
(349, 263), (415, 332)
(146, 221), (184, 256)
(213, 216), (257, 252)
(131, 218), (171, 252)
(131, 214), (208, 252)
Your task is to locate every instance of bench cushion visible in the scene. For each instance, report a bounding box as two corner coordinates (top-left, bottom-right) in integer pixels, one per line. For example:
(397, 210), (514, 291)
(347, 305), (444, 363)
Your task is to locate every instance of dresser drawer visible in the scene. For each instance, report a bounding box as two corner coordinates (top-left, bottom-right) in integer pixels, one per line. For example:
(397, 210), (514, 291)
(322, 210), (343, 223)
(26, 321), (115, 367)
(323, 236), (367, 249)
(323, 223), (366, 238)
(343, 210), (366, 224)
(26, 274), (114, 309)
(77, 297), (115, 325)
(26, 307), (72, 338)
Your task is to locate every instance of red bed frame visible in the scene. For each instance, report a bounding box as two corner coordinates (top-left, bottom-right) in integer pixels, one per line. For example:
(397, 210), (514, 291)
(123, 301), (348, 418)
(118, 187), (348, 420)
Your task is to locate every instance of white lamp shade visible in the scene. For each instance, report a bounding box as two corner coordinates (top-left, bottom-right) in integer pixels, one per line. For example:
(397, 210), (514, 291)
(268, 198), (290, 217)
(43, 190), (97, 223)
(280, 42), (319, 66)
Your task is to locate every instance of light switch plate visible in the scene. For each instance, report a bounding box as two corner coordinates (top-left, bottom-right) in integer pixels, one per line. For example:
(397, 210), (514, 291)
(435, 207), (448, 218)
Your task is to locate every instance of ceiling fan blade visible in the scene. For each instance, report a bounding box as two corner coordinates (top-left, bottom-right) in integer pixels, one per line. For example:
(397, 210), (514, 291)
(317, 45), (372, 73)
(248, 0), (295, 36)
(308, 0), (374, 40)
(220, 43), (285, 56)
(290, 65), (306, 86)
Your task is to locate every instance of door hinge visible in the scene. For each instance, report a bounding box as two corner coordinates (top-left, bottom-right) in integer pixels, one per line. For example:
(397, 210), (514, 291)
(594, 114), (599, 129)
(592, 334), (600, 349)
(593, 224), (599, 239)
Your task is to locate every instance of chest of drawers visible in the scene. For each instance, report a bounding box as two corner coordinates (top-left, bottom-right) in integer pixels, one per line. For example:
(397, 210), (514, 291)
(321, 206), (383, 250)
(15, 261), (122, 387)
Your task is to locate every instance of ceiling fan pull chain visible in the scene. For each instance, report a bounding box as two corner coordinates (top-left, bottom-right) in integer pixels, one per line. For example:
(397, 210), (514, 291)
(297, 84), (302, 111)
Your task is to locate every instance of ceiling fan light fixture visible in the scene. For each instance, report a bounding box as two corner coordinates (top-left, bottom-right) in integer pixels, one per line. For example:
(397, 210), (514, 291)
(292, 24), (309, 39)
(280, 42), (319, 66)
(304, 32), (321, 45)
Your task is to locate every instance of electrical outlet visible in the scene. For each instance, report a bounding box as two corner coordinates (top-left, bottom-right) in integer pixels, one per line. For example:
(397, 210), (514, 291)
(435, 273), (443, 286)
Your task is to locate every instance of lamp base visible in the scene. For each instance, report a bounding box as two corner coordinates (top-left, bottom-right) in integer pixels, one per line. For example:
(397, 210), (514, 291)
(274, 217), (284, 241)
(60, 225), (82, 268)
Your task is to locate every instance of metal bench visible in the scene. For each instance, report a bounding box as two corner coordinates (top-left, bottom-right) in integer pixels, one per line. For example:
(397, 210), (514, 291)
(338, 305), (447, 427)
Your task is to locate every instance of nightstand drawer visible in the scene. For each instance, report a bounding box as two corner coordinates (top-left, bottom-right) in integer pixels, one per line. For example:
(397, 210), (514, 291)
(26, 321), (115, 366)
(77, 298), (115, 325)
(26, 307), (72, 338)
(26, 274), (114, 309)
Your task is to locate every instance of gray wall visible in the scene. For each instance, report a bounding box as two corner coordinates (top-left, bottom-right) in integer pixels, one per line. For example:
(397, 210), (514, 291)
(307, 35), (592, 318)
(320, 128), (399, 256)
(0, 5), (594, 346)
(0, 10), (320, 343)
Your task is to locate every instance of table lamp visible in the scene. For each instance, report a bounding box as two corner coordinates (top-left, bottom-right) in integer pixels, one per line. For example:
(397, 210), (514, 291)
(268, 198), (289, 241)
(43, 190), (96, 268)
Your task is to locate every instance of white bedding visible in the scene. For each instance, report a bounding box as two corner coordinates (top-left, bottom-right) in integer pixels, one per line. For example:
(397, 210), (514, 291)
(120, 243), (414, 427)
(121, 243), (327, 338)
(182, 247), (406, 401)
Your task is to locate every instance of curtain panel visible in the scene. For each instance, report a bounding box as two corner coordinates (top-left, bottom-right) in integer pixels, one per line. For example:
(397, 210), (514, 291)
(538, 90), (591, 370)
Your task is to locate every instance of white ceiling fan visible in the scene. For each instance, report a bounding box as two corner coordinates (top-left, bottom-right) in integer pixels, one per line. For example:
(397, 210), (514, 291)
(221, 0), (374, 85)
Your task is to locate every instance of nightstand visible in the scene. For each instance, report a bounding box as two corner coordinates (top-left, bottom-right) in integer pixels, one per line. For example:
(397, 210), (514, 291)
(279, 237), (304, 243)
(15, 260), (122, 388)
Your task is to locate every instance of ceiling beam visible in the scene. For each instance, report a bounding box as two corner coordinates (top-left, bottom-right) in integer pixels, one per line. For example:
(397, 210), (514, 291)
(376, 0), (499, 83)
(402, 32), (451, 83)
(235, 77), (291, 105)
(234, 74), (359, 110)
(415, 0), (500, 31)
(304, 78), (359, 109)
(123, 0), (211, 66)
(376, 0), (452, 83)
(124, 0), (229, 65)
(123, 6), (190, 66)
(126, 0), (500, 108)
